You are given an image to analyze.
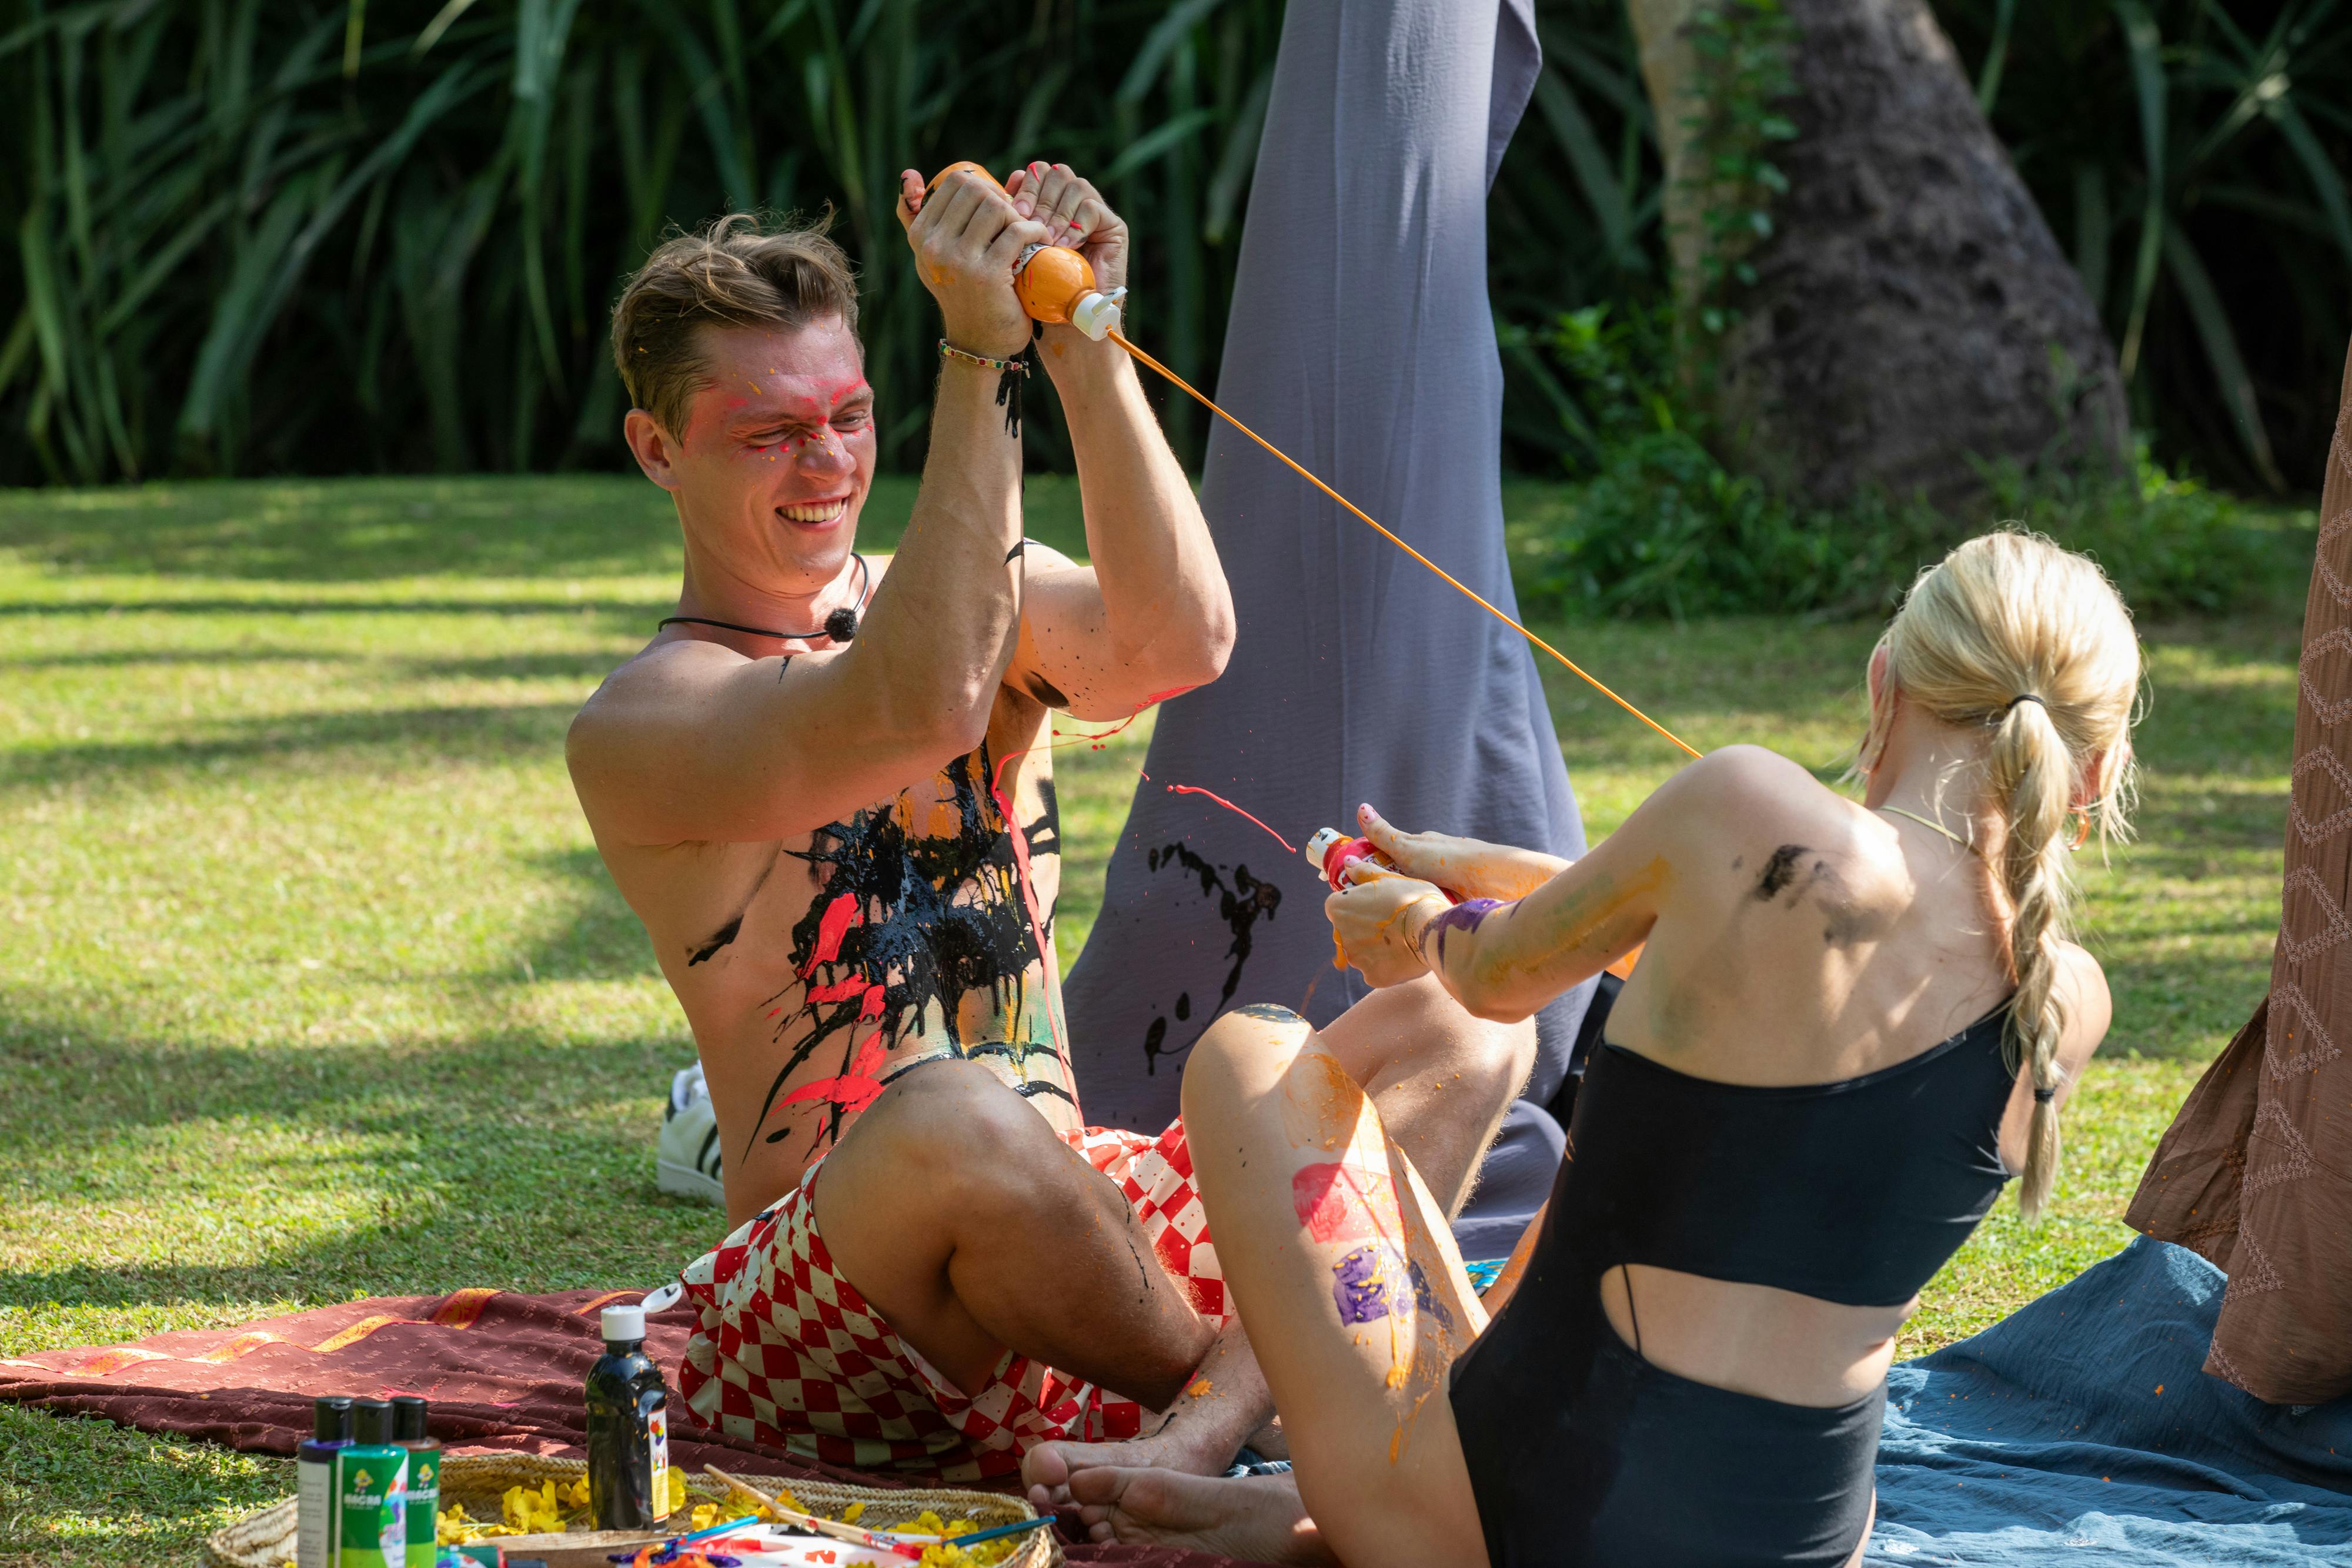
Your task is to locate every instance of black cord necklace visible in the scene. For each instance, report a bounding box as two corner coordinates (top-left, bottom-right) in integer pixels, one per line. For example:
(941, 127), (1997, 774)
(658, 554), (870, 644)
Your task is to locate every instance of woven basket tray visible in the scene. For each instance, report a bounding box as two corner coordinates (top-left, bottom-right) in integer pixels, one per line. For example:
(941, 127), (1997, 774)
(205, 1451), (1058, 1568)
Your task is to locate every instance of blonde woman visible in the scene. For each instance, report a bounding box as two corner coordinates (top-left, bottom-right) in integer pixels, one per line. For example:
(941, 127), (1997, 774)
(1041, 532), (2141, 1566)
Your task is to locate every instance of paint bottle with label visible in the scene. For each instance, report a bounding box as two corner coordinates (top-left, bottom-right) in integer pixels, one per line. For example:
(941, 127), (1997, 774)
(585, 1304), (672, 1531)
(337, 1400), (409, 1568)
(298, 1396), (353, 1568)
(1305, 828), (1462, 901)
(390, 1396), (440, 1568)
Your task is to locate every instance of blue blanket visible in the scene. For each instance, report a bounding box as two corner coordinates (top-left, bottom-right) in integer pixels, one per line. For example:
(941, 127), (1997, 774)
(1871, 1237), (2352, 1564)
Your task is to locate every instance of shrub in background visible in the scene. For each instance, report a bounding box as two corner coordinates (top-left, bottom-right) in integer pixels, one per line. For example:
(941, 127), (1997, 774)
(5, 0), (2348, 502)
(1506, 305), (2290, 620)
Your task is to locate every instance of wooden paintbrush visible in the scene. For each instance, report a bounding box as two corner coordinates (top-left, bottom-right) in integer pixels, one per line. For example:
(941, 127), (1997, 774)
(700, 1467), (926, 1560)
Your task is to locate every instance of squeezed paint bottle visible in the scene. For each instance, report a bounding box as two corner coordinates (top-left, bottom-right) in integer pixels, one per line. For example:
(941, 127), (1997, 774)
(585, 1304), (672, 1531)
(297, 1396), (354, 1568)
(1305, 827), (1462, 901)
(390, 1396), (441, 1568)
(924, 162), (1126, 340)
(337, 1400), (409, 1568)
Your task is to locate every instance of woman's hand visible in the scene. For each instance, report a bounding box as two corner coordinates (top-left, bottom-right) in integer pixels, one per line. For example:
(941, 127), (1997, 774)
(1006, 162), (1128, 294)
(1326, 868), (1451, 988)
(1355, 804), (1568, 902)
(896, 166), (1050, 360)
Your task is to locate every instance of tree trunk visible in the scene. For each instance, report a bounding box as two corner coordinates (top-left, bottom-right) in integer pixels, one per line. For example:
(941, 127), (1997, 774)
(1628, 0), (2130, 509)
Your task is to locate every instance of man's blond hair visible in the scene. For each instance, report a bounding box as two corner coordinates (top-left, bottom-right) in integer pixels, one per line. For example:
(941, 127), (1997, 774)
(610, 213), (860, 439)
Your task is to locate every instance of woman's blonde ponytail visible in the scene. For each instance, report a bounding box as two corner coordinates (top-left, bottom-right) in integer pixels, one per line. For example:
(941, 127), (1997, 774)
(1986, 694), (2075, 1219)
(1875, 531), (2141, 1219)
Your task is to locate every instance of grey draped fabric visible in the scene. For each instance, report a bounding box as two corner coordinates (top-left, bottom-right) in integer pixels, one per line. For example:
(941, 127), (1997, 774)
(1063, 0), (1592, 1261)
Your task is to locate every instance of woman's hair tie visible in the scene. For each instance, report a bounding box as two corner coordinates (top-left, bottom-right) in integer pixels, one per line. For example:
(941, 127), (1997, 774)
(2007, 693), (2046, 711)
(2032, 1085), (2056, 1104)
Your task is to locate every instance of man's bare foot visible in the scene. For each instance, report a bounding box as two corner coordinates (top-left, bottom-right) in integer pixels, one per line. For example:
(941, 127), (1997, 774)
(1061, 1467), (1332, 1565)
(1022, 1402), (1249, 1508)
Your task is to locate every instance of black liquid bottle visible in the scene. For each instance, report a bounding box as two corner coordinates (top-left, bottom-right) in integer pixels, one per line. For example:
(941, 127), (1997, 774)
(584, 1303), (671, 1530)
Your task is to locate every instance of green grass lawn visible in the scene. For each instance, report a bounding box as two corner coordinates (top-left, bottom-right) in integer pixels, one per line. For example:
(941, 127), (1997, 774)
(0, 475), (2314, 1564)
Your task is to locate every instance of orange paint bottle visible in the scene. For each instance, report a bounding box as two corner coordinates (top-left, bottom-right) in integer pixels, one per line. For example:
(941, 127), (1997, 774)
(924, 163), (1126, 341)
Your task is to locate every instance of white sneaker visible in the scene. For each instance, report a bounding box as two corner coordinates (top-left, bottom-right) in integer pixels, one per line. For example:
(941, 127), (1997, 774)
(657, 1062), (725, 1205)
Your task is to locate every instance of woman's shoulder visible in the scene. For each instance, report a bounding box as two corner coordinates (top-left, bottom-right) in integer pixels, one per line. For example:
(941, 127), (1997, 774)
(1658, 745), (1852, 830)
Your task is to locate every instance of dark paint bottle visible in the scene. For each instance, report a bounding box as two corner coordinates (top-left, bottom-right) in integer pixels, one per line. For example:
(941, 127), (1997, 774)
(391, 1396), (441, 1568)
(584, 1304), (672, 1531)
(298, 1396), (353, 1568)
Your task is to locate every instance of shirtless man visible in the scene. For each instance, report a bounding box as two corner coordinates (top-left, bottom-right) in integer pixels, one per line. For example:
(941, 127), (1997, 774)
(568, 165), (1534, 1485)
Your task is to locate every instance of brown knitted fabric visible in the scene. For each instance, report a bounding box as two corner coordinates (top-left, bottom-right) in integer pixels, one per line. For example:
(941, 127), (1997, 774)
(2126, 342), (2352, 1405)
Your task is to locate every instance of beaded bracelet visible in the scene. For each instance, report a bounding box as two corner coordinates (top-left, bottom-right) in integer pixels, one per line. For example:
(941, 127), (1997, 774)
(938, 340), (1030, 375)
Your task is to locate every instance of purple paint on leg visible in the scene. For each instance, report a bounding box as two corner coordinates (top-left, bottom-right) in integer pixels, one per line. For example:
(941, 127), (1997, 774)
(1427, 897), (1505, 964)
(1332, 1244), (1395, 1325)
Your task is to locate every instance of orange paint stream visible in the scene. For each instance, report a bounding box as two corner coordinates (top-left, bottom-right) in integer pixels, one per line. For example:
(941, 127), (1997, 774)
(1105, 328), (1700, 760)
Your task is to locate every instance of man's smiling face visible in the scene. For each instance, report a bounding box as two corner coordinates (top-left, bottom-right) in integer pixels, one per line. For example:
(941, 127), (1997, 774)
(658, 317), (877, 594)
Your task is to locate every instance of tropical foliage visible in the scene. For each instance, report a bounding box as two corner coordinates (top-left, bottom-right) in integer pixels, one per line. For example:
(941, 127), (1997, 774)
(4, 0), (2348, 493)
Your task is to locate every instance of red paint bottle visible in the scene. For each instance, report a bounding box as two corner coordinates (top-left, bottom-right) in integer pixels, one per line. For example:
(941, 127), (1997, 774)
(1305, 828), (1461, 902)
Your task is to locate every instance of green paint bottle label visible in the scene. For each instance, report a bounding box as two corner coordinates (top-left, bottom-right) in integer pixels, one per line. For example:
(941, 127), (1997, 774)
(402, 1450), (439, 1568)
(336, 1446), (408, 1568)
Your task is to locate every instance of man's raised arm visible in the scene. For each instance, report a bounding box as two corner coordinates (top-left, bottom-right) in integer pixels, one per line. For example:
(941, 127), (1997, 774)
(567, 172), (1054, 846)
(999, 163), (1235, 720)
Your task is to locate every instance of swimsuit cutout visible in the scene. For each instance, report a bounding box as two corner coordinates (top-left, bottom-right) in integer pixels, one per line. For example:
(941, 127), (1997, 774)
(1449, 1001), (2019, 1566)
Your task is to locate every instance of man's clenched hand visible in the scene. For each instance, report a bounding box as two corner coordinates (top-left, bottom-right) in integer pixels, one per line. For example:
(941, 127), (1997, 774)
(897, 167), (1050, 361)
(1005, 161), (1128, 296)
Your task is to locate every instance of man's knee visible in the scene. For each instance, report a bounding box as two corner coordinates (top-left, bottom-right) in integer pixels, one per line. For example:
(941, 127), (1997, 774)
(1466, 1012), (1538, 1114)
(1372, 975), (1534, 1104)
(841, 1058), (1076, 1208)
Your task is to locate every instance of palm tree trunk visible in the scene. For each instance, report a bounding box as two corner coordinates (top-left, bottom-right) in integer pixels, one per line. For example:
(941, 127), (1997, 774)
(1627, 0), (2129, 509)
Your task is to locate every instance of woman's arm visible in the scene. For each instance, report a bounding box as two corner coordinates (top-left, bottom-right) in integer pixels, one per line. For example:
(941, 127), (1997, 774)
(1409, 845), (1668, 1022)
(1328, 749), (1763, 1020)
(1351, 804), (1570, 902)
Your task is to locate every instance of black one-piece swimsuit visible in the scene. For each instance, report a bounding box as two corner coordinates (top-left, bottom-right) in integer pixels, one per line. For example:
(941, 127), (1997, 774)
(1448, 1002), (2019, 1567)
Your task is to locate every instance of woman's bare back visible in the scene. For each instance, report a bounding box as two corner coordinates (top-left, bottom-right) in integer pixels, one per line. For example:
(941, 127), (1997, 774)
(1342, 744), (2110, 1408)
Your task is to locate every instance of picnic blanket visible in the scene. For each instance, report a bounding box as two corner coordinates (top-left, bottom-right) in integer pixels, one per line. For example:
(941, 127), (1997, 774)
(8, 1239), (2347, 1564)
(1867, 1236), (2352, 1565)
(0, 1286), (1269, 1568)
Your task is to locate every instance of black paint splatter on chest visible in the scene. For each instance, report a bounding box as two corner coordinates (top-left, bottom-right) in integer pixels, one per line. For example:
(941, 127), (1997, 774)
(749, 745), (1064, 1154)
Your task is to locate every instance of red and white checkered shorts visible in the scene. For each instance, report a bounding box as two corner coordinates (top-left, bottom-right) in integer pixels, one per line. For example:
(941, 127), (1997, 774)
(676, 1120), (1224, 1483)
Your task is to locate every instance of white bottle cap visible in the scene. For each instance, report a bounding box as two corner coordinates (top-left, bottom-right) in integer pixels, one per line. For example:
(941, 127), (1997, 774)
(1069, 291), (1122, 341)
(601, 1304), (646, 1343)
